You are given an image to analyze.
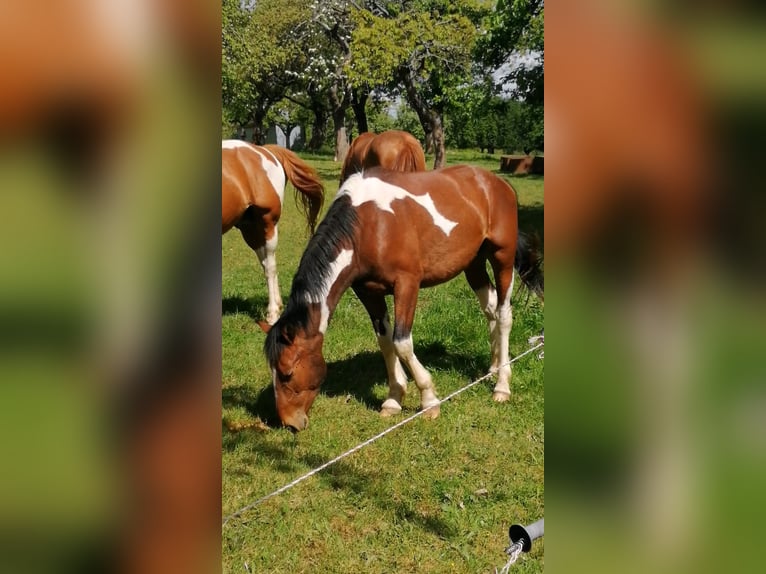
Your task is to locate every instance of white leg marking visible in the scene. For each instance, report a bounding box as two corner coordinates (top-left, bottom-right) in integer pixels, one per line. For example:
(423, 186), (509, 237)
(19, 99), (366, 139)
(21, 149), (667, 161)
(255, 230), (282, 324)
(376, 316), (408, 415)
(393, 335), (440, 413)
(475, 285), (500, 370)
(493, 288), (514, 401)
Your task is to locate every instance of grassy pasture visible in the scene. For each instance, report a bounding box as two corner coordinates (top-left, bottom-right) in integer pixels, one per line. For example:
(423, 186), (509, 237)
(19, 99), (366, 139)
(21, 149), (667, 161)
(222, 149), (544, 573)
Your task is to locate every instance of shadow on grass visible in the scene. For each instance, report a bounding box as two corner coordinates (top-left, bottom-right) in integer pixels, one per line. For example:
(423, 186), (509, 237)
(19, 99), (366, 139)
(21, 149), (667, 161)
(306, 454), (460, 540)
(222, 295), (269, 320)
(322, 341), (487, 410)
(223, 382), (280, 430)
(222, 341), (489, 436)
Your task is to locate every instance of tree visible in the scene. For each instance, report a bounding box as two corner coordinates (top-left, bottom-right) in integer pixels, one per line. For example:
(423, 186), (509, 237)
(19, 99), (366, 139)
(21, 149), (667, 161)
(347, 1), (489, 168)
(222, 0), (310, 143)
(479, 0), (544, 150)
(304, 0), (369, 160)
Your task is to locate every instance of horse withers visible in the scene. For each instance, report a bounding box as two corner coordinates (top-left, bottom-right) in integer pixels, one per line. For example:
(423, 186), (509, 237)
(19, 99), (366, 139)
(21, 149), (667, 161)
(260, 165), (543, 431)
(339, 130), (426, 184)
(222, 140), (324, 324)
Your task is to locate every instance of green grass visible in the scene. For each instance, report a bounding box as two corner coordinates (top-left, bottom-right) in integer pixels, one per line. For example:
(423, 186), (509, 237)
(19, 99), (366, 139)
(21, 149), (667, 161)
(222, 149), (544, 573)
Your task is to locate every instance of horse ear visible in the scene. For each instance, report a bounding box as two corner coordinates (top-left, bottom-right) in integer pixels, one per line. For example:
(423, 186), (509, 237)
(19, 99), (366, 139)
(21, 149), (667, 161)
(257, 321), (271, 333)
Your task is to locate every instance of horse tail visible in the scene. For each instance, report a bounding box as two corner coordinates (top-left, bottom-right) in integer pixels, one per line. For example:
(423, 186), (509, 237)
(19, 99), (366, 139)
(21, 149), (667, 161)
(262, 144), (325, 234)
(389, 140), (426, 173)
(515, 232), (544, 301)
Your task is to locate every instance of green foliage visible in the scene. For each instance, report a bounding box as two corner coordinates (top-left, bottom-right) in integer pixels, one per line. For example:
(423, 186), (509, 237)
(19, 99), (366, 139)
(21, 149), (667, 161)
(222, 0), (312, 128)
(347, 1), (487, 106)
(221, 0), (544, 154)
(479, 0), (544, 106)
(366, 100), (398, 134)
(391, 102), (426, 141)
(221, 107), (237, 140)
(444, 81), (543, 154)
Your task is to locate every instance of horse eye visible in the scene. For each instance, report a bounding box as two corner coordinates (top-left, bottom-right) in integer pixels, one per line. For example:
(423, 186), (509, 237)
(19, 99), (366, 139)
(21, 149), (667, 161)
(277, 371), (292, 384)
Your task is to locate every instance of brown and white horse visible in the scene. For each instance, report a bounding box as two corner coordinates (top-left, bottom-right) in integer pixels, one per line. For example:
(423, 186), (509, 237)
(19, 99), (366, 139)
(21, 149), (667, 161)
(339, 130), (426, 184)
(222, 140), (325, 324)
(261, 166), (543, 431)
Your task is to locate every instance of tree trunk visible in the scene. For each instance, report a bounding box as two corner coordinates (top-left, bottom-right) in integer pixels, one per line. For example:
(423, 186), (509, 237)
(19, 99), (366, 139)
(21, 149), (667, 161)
(308, 109), (327, 151)
(399, 66), (446, 168)
(251, 110), (266, 145)
(430, 114), (446, 169)
(307, 92), (329, 151)
(351, 88), (369, 134)
(335, 126), (349, 162)
(418, 112), (445, 168)
(329, 81), (350, 163)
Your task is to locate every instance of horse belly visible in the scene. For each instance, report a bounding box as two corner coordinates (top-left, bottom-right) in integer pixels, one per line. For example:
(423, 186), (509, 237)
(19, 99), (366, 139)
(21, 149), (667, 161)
(418, 231), (485, 286)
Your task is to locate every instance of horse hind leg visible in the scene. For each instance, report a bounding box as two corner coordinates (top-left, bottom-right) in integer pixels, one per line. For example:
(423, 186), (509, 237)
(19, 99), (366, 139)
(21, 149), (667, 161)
(239, 220), (282, 324)
(353, 287), (408, 416)
(465, 257), (501, 372)
(489, 259), (516, 402)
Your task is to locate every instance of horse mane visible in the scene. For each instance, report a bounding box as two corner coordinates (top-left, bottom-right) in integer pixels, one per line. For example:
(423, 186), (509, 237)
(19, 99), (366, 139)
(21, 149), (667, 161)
(264, 195), (358, 364)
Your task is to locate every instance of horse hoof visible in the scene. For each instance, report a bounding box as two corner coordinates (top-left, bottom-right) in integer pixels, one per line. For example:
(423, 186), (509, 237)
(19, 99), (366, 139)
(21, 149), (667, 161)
(380, 399), (402, 417)
(492, 391), (510, 402)
(380, 407), (400, 417)
(421, 404), (440, 420)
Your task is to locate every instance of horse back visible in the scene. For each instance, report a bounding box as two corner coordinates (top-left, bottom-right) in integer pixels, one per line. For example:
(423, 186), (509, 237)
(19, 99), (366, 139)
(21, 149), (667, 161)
(221, 141), (283, 231)
(344, 166), (517, 284)
(365, 130), (426, 174)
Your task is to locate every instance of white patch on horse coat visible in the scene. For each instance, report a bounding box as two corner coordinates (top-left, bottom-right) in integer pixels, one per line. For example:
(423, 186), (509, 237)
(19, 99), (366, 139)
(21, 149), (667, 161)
(304, 249), (354, 333)
(338, 174), (458, 236)
(222, 140), (285, 204)
(222, 139), (247, 149)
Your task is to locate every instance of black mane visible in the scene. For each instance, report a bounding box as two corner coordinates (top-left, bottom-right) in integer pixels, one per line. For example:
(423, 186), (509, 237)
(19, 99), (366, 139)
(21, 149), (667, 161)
(264, 194), (358, 366)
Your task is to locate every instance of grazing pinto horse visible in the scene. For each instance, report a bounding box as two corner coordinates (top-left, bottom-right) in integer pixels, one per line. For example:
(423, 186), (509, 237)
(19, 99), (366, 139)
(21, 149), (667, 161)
(339, 130), (426, 184)
(263, 166), (543, 431)
(222, 140), (325, 324)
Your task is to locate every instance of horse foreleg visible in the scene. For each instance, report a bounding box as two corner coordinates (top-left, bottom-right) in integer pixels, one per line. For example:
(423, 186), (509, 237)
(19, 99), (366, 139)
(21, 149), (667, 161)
(377, 315), (409, 416)
(391, 279), (440, 419)
(353, 288), (407, 416)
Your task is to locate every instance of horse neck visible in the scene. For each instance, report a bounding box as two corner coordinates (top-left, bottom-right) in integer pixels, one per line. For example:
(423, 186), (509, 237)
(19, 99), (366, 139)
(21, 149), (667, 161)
(287, 247), (358, 336)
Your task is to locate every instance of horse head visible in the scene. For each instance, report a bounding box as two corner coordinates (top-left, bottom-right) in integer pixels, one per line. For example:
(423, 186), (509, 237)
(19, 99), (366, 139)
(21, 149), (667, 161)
(260, 319), (326, 431)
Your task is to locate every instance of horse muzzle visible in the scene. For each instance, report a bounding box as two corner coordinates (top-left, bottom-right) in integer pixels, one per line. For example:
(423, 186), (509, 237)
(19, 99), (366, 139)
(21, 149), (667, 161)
(281, 410), (309, 432)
